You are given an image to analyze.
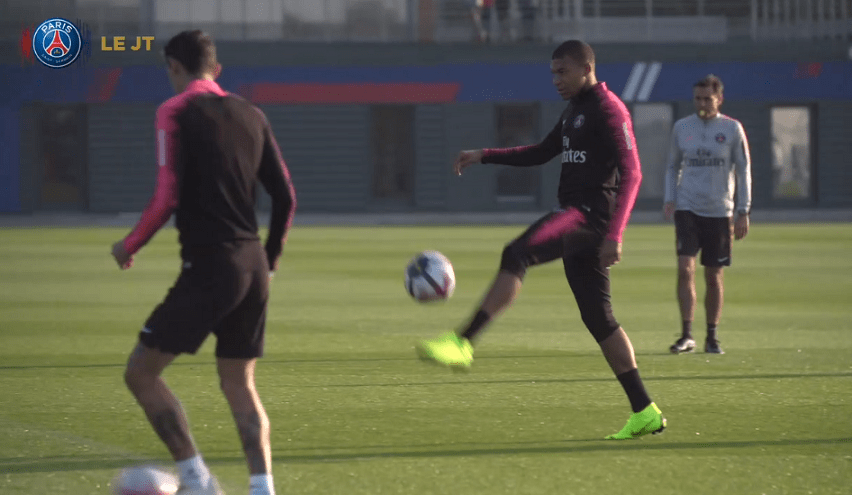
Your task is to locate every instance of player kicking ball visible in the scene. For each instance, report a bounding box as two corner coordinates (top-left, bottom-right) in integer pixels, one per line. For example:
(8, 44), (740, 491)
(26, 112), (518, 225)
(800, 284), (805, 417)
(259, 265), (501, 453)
(416, 40), (665, 440)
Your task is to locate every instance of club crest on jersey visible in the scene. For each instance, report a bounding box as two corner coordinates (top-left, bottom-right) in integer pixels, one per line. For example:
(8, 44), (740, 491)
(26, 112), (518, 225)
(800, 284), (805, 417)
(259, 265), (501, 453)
(573, 115), (585, 128)
(715, 133), (727, 143)
(32, 18), (82, 68)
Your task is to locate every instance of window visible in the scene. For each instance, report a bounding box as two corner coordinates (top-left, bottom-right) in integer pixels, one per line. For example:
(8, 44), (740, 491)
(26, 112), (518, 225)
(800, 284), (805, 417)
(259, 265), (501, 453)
(371, 105), (414, 201)
(495, 104), (540, 204)
(631, 103), (673, 199)
(771, 107), (812, 200)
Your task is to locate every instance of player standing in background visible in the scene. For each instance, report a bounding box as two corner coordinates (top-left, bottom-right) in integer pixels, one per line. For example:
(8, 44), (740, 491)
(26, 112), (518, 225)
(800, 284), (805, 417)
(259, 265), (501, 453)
(417, 40), (666, 440)
(664, 74), (752, 355)
(110, 30), (296, 495)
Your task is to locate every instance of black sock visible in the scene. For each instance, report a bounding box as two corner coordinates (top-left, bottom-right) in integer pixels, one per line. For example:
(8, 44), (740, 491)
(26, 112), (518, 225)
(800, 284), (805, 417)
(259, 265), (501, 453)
(460, 310), (491, 342)
(682, 321), (693, 339)
(707, 324), (717, 341)
(616, 369), (652, 413)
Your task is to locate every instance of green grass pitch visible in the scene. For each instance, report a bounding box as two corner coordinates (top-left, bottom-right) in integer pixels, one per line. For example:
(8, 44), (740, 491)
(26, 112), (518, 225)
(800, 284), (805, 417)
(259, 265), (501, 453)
(1, 223), (850, 494)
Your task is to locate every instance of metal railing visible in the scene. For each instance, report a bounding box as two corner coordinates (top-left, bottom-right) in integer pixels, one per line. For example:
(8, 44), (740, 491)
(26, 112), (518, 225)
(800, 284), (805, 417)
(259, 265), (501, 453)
(750, 0), (852, 39)
(437, 0), (850, 42)
(1, 0), (849, 43)
(152, 0), (414, 42)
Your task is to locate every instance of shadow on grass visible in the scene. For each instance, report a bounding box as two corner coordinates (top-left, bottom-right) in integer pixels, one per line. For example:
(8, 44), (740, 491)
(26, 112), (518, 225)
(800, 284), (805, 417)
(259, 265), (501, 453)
(0, 356), (428, 370)
(2, 359), (849, 390)
(0, 351), (640, 370)
(298, 370), (852, 389)
(2, 436), (850, 474)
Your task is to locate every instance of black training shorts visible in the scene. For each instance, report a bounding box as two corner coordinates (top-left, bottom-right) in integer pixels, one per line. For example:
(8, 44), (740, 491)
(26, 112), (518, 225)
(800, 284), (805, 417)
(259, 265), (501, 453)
(502, 208), (620, 342)
(674, 210), (733, 267)
(140, 240), (270, 358)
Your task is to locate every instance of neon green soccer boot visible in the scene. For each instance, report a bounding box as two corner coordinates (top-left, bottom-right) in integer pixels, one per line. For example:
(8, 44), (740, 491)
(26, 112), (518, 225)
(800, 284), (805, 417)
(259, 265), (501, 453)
(605, 402), (666, 440)
(416, 332), (474, 370)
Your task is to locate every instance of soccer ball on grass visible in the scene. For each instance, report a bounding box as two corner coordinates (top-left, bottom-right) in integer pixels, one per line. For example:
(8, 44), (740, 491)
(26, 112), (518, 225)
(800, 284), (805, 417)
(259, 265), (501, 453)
(112, 465), (179, 495)
(404, 251), (455, 302)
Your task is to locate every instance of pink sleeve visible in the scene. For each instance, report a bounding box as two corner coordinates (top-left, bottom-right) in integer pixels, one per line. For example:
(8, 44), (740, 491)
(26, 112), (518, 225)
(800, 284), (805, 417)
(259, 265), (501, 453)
(604, 102), (643, 243)
(256, 107), (297, 272)
(267, 131), (297, 246)
(483, 144), (542, 163)
(123, 104), (180, 255)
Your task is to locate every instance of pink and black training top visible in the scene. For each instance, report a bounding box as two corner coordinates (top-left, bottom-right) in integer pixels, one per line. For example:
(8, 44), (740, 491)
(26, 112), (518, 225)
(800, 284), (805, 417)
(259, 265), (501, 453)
(482, 82), (642, 242)
(122, 79), (296, 270)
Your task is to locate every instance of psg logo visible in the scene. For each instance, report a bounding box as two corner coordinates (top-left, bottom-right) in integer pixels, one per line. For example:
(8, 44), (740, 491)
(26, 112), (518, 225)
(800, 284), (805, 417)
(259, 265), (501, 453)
(32, 18), (82, 68)
(715, 133), (727, 143)
(573, 114), (585, 128)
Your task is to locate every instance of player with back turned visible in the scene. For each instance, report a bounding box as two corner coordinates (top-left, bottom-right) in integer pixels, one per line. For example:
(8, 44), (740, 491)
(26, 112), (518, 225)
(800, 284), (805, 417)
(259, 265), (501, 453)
(110, 30), (296, 495)
(416, 40), (666, 440)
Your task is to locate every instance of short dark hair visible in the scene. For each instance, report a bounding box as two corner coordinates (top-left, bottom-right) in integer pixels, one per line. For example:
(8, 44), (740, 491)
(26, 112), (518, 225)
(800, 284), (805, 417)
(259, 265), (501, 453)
(551, 40), (595, 67)
(163, 30), (217, 76)
(694, 74), (724, 95)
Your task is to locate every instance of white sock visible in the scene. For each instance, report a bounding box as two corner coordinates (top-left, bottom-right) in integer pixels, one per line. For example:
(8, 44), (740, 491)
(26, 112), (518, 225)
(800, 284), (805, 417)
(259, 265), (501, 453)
(249, 473), (275, 495)
(176, 455), (211, 488)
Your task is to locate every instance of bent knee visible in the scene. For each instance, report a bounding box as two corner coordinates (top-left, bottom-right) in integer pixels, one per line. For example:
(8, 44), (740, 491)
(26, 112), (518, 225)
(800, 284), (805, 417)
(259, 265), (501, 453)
(579, 307), (619, 343)
(587, 320), (619, 343)
(220, 376), (249, 393)
(123, 367), (137, 389)
(500, 244), (528, 278)
(219, 376), (257, 403)
(124, 365), (152, 394)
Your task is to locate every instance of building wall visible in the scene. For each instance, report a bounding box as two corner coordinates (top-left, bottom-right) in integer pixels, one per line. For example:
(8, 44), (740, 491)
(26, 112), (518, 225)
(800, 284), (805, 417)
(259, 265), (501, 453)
(414, 105), (449, 210)
(88, 104), (157, 212)
(817, 102), (852, 208)
(15, 99), (848, 215)
(262, 105), (371, 212)
(5, 39), (852, 214)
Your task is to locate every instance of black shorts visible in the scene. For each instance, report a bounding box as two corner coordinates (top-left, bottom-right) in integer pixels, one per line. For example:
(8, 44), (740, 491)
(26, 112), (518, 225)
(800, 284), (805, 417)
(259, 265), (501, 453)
(674, 210), (733, 267)
(502, 208), (619, 342)
(141, 240), (270, 358)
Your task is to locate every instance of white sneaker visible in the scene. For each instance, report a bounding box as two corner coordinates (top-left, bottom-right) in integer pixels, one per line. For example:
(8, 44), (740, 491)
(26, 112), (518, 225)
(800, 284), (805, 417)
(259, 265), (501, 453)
(669, 336), (696, 354)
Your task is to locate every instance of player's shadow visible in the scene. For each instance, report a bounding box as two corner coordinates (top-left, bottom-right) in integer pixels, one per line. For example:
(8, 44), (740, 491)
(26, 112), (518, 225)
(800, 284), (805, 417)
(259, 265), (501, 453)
(271, 435), (852, 464)
(2, 436), (850, 474)
(0, 351), (602, 371)
(1, 360), (849, 389)
(277, 370), (852, 389)
(0, 356), (421, 371)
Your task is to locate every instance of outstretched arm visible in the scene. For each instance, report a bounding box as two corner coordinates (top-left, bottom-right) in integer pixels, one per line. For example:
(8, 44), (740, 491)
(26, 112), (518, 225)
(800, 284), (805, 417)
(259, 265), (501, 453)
(112, 106), (180, 269)
(454, 119), (563, 176)
(453, 149), (484, 176)
(482, 119), (563, 167)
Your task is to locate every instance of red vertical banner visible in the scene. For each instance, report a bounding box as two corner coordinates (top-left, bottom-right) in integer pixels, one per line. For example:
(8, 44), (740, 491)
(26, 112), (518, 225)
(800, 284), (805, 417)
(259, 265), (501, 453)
(19, 25), (35, 65)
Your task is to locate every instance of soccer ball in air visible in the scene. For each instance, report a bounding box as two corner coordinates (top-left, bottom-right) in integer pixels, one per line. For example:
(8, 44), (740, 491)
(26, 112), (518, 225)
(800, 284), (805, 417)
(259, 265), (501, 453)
(405, 251), (456, 302)
(112, 466), (179, 495)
